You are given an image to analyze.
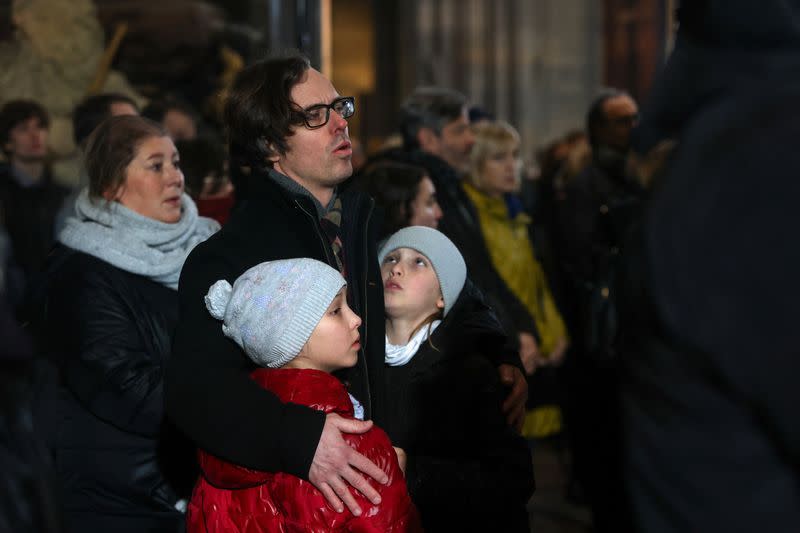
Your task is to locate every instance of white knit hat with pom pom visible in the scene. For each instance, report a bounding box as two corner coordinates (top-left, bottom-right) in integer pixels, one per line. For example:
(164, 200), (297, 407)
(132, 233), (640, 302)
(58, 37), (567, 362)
(205, 258), (346, 368)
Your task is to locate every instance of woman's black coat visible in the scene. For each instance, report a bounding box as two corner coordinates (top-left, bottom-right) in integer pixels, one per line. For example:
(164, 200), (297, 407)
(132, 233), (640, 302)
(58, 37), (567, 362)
(33, 244), (191, 533)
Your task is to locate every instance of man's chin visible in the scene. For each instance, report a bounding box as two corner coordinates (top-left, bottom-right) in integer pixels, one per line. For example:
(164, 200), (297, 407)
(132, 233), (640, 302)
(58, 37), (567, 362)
(332, 162), (354, 183)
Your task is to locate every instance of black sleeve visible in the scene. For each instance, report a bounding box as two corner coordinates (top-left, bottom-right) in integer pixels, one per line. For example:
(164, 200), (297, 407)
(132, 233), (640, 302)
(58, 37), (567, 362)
(461, 281), (525, 372)
(439, 210), (539, 344)
(49, 266), (165, 437)
(555, 177), (596, 285)
(462, 245), (539, 341)
(165, 245), (325, 478)
(404, 355), (535, 510)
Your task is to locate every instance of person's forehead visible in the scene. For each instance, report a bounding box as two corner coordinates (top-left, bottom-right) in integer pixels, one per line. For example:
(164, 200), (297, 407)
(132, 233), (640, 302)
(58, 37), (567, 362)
(135, 135), (177, 157)
(603, 95), (638, 117)
(394, 246), (428, 257)
(443, 111), (470, 131)
(12, 116), (45, 130)
(110, 102), (138, 117)
(164, 109), (195, 128)
(291, 68), (340, 107)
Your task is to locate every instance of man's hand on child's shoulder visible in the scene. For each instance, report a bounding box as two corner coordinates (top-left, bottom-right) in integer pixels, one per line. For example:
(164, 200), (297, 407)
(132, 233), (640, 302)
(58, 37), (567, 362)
(308, 413), (389, 516)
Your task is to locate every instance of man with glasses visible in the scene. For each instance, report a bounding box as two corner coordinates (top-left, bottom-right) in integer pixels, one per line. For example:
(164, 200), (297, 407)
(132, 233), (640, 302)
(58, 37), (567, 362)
(554, 89), (643, 532)
(557, 89), (641, 285)
(169, 51), (530, 523)
(167, 52), (390, 518)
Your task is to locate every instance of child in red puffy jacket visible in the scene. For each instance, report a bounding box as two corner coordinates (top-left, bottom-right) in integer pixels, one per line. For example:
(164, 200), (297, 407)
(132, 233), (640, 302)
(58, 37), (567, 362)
(186, 258), (420, 532)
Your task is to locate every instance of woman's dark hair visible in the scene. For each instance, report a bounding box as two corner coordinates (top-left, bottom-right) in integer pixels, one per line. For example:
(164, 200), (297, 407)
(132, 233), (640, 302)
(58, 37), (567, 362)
(224, 51), (311, 172)
(175, 138), (226, 198)
(351, 162), (428, 239)
(84, 115), (167, 200)
(72, 93), (139, 146)
(141, 98), (195, 124)
(0, 100), (49, 156)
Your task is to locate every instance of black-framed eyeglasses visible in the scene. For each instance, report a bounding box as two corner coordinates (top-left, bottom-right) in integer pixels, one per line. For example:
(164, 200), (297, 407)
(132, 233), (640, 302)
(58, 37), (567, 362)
(299, 96), (355, 129)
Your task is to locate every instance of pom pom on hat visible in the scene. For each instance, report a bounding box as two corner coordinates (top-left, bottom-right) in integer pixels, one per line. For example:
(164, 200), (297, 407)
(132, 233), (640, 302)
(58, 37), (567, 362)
(205, 258), (346, 367)
(205, 280), (233, 320)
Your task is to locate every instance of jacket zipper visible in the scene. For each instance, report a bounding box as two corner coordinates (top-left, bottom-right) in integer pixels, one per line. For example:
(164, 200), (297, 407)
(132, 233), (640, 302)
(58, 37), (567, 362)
(360, 198), (374, 413)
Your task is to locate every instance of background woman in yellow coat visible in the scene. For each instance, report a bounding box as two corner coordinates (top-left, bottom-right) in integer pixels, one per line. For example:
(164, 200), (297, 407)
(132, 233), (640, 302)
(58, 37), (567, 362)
(464, 120), (568, 439)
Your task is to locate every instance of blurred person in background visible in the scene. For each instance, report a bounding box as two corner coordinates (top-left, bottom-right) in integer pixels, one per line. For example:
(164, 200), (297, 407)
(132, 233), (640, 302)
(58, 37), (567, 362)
(350, 161), (442, 241)
(464, 120), (569, 441)
(175, 137), (234, 225)
(0, 100), (69, 313)
(143, 98), (199, 141)
(553, 89), (642, 532)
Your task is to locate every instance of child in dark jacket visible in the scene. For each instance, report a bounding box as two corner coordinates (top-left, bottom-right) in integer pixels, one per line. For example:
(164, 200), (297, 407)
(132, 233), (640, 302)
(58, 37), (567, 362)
(379, 226), (536, 532)
(186, 258), (420, 532)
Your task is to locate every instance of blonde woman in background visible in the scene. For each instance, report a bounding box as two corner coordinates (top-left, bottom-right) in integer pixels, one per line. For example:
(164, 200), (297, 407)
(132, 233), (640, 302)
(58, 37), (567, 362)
(463, 120), (569, 439)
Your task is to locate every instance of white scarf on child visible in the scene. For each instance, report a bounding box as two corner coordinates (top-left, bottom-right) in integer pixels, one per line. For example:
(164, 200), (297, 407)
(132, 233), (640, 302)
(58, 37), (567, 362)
(385, 320), (442, 367)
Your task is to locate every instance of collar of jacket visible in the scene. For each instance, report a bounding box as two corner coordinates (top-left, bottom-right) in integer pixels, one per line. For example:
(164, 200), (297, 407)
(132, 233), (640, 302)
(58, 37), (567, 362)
(463, 182), (532, 226)
(417, 280), (508, 360)
(366, 147), (463, 187)
(0, 161), (55, 190)
(250, 367), (355, 417)
(245, 167), (335, 218)
(407, 149), (462, 183)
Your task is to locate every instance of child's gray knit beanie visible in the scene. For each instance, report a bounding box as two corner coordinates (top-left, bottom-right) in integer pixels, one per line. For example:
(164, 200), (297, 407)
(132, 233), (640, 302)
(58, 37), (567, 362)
(205, 258), (346, 368)
(378, 226), (466, 316)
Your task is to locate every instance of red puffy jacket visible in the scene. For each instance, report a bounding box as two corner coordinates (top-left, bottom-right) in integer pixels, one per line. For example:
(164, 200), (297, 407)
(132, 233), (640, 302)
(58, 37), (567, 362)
(186, 368), (421, 532)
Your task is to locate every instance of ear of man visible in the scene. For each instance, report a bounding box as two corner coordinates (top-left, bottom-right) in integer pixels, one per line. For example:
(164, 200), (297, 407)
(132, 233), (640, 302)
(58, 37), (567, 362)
(265, 140), (280, 163)
(416, 127), (440, 156)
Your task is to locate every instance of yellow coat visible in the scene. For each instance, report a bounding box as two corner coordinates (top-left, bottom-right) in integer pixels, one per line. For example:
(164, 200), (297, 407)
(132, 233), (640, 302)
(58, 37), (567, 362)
(463, 183), (568, 356)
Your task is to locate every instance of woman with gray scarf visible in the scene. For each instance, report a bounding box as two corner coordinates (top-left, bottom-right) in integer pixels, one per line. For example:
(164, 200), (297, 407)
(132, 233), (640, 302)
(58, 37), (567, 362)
(33, 115), (218, 532)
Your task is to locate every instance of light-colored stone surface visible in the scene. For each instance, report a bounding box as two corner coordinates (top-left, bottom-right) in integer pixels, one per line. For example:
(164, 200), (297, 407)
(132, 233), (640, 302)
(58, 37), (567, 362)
(404, 0), (603, 159)
(0, 0), (143, 186)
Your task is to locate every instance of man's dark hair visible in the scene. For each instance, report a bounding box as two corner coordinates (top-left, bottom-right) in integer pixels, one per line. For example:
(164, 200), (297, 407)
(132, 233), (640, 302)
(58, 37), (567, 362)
(351, 161), (428, 239)
(224, 51), (311, 172)
(586, 88), (630, 148)
(0, 100), (50, 156)
(399, 87), (468, 151)
(141, 98), (197, 125)
(72, 93), (139, 146)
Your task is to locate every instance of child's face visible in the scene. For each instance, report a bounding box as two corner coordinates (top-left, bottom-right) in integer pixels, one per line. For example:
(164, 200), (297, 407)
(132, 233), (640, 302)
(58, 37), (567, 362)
(298, 288), (362, 373)
(381, 247), (444, 322)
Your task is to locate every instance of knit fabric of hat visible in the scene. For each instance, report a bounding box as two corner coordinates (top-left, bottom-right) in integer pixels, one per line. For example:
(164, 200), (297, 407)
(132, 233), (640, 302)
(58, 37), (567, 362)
(205, 258), (346, 368)
(378, 226), (466, 315)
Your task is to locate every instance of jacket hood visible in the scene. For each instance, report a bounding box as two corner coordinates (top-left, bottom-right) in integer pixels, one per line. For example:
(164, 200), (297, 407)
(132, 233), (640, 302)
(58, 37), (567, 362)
(430, 279), (508, 355)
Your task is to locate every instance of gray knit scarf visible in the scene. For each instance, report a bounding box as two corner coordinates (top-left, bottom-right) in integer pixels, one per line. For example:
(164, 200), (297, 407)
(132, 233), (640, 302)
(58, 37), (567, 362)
(58, 189), (220, 290)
